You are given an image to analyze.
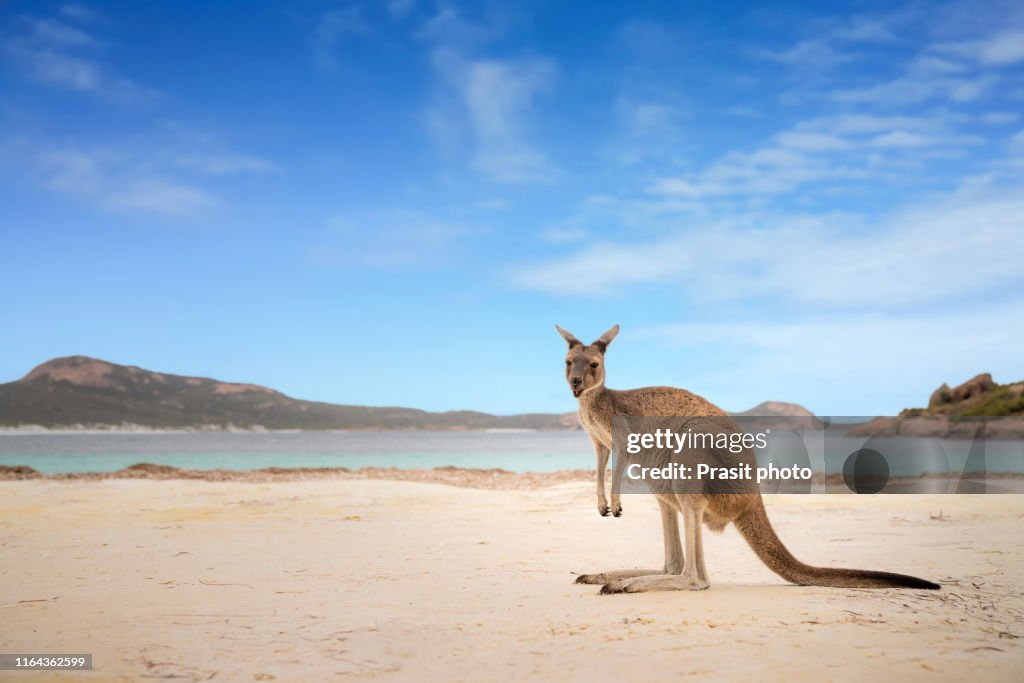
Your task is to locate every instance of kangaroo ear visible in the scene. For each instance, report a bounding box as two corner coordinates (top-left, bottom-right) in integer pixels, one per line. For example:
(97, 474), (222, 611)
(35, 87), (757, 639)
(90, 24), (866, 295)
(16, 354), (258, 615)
(555, 324), (583, 348)
(592, 324), (620, 353)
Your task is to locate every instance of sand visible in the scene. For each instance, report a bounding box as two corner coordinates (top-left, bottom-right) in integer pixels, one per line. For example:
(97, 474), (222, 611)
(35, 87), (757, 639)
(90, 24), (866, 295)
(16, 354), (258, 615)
(1, 477), (1022, 682)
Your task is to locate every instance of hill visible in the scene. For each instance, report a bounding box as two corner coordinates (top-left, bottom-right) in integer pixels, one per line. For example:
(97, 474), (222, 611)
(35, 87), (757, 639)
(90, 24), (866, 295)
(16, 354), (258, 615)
(731, 401), (814, 418)
(0, 356), (578, 431)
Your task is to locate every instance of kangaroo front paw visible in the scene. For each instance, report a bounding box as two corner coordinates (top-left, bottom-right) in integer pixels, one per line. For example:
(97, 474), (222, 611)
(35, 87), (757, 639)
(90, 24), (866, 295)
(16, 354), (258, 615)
(611, 503), (622, 517)
(598, 504), (610, 517)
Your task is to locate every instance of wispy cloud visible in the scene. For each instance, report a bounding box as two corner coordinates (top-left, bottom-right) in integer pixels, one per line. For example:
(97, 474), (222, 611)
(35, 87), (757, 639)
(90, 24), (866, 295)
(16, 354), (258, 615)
(312, 5), (369, 70)
(757, 39), (854, 71)
(173, 152), (277, 175)
(613, 19), (687, 62)
(309, 209), (480, 268)
(36, 149), (216, 215)
(607, 95), (688, 165)
(644, 109), (984, 200)
(826, 19), (1024, 107)
(754, 12), (908, 72)
(939, 29), (1024, 65)
(387, 0), (417, 20)
(59, 4), (96, 23)
(977, 29), (1024, 64)
(25, 18), (100, 47)
(459, 57), (557, 182)
(979, 111), (1019, 125)
(2, 10), (157, 103)
(828, 15), (901, 43)
(509, 180), (1024, 307)
(647, 145), (861, 199)
(105, 178), (216, 215)
(420, 7), (558, 183)
(832, 72), (994, 106)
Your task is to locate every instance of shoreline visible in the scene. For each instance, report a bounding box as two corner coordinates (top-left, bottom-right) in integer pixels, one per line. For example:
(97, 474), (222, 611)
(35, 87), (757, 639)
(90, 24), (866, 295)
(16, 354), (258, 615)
(4, 421), (1024, 439)
(3, 462), (1024, 490)
(0, 425), (573, 435)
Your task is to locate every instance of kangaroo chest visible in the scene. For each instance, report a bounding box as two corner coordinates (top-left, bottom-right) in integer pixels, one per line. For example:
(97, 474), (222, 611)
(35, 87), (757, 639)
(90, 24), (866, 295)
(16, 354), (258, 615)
(578, 403), (613, 449)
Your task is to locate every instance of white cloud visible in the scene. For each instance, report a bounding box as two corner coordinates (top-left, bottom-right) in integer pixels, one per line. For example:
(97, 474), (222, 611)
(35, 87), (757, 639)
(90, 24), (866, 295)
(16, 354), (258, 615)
(416, 5), (493, 48)
(617, 97), (683, 139)
(830, 16), (899, 43)
(106, 179), (216, 215)
(312, 6), (368, 70)
(7, 47), (156, 102)
(423, 8), (558, 185)
(832, 73), (993, 106)
(826, 23), (1024, 108)
(797, 114), (950, 135)
(174, 152), (277, 175)
(614, 19), (684, 61)
(387, 0), (417, 19)
(774, 131), (850, 152)
(3, 12), (157, 103)
(310, 210), (478, 268)
(59, 4), (95, 22)
(416, 5), (559, 183)
(15, 47), (101, 89)
(35, 149), (216, 216)
(642, 109), (983, 201)
(27, 18), (100, 47)
(598, 95), (690, 167)
(758, 39), (854, 70)
(461, 57), (557, 182)
(977, 29), (1024, 65)
(508, 184), (1024, 308)
(869, 130), (935, 148)
(540, 226), (589, 244)
(979, 111), (1020, 125)
(647, 143), (863, 199)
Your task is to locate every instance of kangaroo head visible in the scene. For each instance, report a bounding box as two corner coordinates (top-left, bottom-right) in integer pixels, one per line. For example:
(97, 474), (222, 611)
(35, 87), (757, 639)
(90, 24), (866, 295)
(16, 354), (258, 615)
(555, 324), (619, 398)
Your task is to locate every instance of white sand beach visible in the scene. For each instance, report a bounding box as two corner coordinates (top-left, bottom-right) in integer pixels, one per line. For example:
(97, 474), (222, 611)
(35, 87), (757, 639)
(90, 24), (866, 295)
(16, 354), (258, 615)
(1, 478), (1022, 681)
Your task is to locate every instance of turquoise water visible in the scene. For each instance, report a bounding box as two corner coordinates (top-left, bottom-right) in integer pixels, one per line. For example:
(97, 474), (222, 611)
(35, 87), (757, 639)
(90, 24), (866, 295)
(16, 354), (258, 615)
(0, 431), (595, 474)
(0, 430), (1021, 476)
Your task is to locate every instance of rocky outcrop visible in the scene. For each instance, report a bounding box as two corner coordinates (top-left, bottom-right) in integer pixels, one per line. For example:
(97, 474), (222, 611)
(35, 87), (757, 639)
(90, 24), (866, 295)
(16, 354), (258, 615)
(849, 372), (1024, 439)
(928, 373), (996, 410)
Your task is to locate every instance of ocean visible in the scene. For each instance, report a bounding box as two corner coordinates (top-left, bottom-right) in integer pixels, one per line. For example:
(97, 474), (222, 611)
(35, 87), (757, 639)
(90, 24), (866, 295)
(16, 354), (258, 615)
(1, 430), (1022, 477)
(0, 431), (594, 474)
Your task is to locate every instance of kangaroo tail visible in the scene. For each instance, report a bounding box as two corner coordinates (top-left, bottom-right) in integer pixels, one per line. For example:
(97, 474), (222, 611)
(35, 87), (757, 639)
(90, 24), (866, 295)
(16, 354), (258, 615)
(734, 497), (940, 590)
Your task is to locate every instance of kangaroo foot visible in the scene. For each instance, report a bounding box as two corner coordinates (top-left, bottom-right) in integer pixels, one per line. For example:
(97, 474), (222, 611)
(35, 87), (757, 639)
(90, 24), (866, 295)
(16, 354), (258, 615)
(600, 574), (710, 594)
(575, 569), (662, 585)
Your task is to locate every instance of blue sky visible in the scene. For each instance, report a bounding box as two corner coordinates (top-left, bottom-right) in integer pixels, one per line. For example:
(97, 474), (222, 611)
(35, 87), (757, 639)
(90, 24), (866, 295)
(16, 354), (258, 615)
(2, 1), (1023, 416)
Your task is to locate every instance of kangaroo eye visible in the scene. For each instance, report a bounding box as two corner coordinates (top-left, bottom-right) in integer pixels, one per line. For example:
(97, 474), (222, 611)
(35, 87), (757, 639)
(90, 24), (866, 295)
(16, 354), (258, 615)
(565, 360), (571, 367)
(590, 362), (599, 368)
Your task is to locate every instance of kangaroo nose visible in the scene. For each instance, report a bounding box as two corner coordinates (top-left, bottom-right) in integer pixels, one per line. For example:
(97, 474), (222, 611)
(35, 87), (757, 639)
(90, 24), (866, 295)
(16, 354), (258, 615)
(570, 376), (582, 387)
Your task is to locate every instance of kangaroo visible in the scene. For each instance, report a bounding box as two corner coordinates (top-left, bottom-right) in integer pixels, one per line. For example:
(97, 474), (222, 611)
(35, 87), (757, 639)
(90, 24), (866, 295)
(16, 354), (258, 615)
(557, 324), (940, 593)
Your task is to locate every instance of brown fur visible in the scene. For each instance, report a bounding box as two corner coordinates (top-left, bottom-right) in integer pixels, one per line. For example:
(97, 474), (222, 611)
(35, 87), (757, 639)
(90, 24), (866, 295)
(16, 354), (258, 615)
(558, 324), (940, 593)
